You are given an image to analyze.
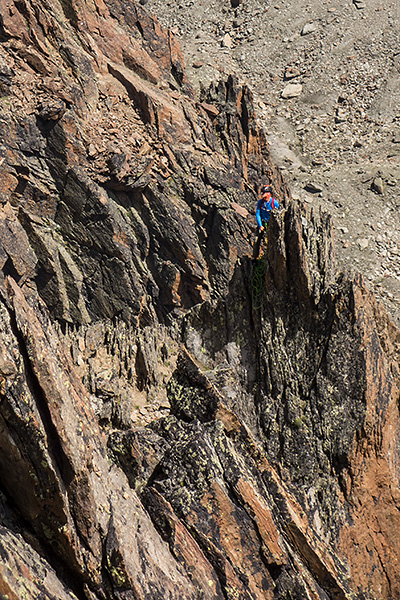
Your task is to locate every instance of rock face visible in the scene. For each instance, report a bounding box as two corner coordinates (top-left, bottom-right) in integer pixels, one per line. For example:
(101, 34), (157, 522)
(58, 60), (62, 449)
(146, 0), (400, 327)
(0, 2), (399, 600)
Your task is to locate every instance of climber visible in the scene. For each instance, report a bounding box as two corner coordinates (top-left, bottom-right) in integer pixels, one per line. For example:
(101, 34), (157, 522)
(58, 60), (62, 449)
(253, 185), (279, 260)
(256, 185), (279, 233)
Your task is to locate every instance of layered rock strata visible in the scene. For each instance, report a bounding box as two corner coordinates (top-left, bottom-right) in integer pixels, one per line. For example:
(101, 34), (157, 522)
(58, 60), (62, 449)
(0, 2), (399, 600)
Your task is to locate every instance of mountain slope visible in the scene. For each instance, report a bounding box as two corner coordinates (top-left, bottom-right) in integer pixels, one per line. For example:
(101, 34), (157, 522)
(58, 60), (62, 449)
(146, 0), (400, 327)
(0, 1), (399, 599)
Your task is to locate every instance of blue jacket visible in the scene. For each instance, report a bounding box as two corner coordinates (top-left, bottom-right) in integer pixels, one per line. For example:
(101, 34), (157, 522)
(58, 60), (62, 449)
(256, 197), (279, 227)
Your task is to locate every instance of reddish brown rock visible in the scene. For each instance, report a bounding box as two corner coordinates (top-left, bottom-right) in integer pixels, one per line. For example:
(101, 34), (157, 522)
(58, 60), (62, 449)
(0, 1), (399, 600)
(0, 277), (200, 598)
(142, 487), (224, 599)
(0, 526), (79, 600)
(337, 281), (400, 598)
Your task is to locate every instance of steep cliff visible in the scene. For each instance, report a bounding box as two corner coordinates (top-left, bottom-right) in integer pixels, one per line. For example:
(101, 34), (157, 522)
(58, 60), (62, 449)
(0, 2), (399, 600)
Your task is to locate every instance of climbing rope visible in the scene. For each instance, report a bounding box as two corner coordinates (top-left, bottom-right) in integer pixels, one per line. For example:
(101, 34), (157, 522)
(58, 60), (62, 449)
(251, 251), (267, 310)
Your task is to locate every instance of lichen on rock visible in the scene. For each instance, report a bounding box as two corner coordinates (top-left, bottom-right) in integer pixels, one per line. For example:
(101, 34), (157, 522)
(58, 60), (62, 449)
(0, 1), (399, 600)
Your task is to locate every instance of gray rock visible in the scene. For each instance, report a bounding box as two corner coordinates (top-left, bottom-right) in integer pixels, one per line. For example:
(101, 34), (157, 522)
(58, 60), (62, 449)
(301, 22), (318, 36)
(372, 177), (384, 195)
(281, 83), (303, 98)
(358, 238), (369, 250)
(37, 98), (67, 121)
(221, 33), (233, 48)
(335, 108), (347, 123)
(284, 66), (301, 80)
(304, 182), (323, 193)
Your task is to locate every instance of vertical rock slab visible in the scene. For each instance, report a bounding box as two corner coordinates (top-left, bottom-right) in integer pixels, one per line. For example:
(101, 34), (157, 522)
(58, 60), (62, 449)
(133, 351), (356, 599)
(337, 280), (400, 598)
(258, 202), (400, 598)
(0, 525), (79, 600)
(0, 279), (199, 598)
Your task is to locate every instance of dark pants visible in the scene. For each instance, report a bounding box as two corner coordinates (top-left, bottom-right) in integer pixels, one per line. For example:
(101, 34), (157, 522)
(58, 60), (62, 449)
(252, 221), (268, 260)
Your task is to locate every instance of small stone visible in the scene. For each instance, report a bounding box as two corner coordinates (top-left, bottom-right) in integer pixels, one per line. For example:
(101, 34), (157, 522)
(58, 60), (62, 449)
(304, 182), (323, 193)
(301, 22), (318, 36)
(284, 66), (301, 80)
(358, 238), (369, 250)
(221, 33), (233, 48)
(192, 61), (204, 69)
(335, 108), (347, 123)
(88, 143), (97, 157)
(281, 83), (303, 99)
(372, 177), (384, 195)
(353, 0), (366, 8)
